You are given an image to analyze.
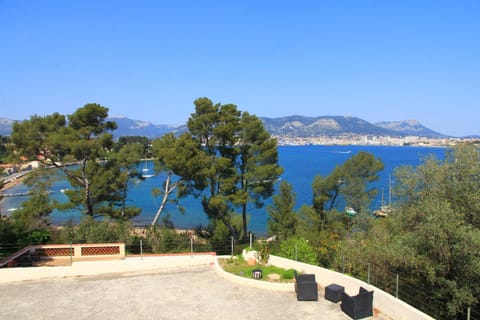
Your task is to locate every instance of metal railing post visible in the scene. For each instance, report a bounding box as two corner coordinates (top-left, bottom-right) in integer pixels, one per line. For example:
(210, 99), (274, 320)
(396, 274), (399, 298)
(140, 240), (143, 260)
(231, 237), (234, 256)
(249, 232), (252, 249)
(190, 236), (193, 254)
(70, 242), (73, 266)
(295, 243), (298, 261)
(467, 307), (471, 320)
(367, 263), (371, 285)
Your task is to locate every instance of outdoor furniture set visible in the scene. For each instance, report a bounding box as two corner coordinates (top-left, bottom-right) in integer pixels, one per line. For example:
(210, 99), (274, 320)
(294, 272), (374, 320)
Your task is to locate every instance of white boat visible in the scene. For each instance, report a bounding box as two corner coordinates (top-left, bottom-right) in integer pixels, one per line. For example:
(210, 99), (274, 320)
(374, 205), (391, 217)
(373, 176), (392, 217)
(142, 161), (150, 172)
(345, 206), (357, 217)
(141, 160), (154, 178)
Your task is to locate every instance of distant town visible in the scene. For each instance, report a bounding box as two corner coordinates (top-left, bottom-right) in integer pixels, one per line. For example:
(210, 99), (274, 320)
(274, 134), (480, 147)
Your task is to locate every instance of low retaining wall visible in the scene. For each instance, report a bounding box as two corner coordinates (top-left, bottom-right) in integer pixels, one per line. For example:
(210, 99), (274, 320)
(214, 255), (294, 292)
(0, 253), (217, 283)
(38, 243), (126, 262)
(0, 243), (126, 268)
(268, 255), (434, 320)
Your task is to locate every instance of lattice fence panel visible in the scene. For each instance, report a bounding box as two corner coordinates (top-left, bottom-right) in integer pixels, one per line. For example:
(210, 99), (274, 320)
(81, 246), (120, 256)
(37, 248), (72, 256)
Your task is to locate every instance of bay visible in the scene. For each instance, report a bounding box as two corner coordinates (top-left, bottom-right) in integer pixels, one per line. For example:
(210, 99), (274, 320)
(1, 145), (446, 235)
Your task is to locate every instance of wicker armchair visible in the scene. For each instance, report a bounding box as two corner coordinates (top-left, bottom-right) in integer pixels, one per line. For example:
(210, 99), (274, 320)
(294, 272), (318, 301)
(340, 287), (373, 319)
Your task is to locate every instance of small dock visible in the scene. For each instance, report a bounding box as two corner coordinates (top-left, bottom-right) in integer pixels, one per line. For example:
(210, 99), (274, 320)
(0, 192), (30, 197)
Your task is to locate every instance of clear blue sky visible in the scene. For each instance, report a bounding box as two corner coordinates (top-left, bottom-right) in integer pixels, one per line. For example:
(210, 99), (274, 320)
(1, 1), (479, 136)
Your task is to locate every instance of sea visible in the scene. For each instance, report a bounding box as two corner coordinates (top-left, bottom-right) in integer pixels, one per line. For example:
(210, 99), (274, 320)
(1, 145), (446, 234)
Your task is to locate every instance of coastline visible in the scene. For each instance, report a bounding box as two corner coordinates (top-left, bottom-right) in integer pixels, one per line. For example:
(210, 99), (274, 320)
(1, 176), (25, 192)
(0, 174), (28, 212)
(0, 145), (446, 232)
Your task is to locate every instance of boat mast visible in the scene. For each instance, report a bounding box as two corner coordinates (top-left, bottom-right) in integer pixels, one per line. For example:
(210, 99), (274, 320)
(388, 174), (392, 206)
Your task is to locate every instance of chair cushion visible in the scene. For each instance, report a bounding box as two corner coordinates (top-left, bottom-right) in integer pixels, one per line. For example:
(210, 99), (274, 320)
(359, 287), (370, 294)
(296, 274), (316, 282)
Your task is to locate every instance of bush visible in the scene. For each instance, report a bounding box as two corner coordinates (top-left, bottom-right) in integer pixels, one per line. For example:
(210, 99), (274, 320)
(23, 229), (51, 244)
(275, 237), (318, 265)
(279, 268), (296, 280)
(254, 241), (270, 265)
(54, 216), (134, 244)
(0, 217), (17, 244)
(219, 258), (296, 282)
(145, 226), (191, 253)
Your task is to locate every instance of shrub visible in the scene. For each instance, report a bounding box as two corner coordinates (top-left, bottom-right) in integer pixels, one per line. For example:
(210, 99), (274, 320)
(55, 216), (133, 244)
(275, 237), (318, 265)
(254, 241), (270, 265)
(145, 226), (191, 253)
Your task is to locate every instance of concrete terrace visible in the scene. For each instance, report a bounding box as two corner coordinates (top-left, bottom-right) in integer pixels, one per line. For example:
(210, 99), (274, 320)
(0, 256), (349, 320)
(0, 254), (431, 320)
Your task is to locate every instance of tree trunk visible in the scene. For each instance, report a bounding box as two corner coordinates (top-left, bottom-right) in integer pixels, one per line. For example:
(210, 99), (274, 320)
(242, 202), (248, 239)
(151, 172), (177, 226)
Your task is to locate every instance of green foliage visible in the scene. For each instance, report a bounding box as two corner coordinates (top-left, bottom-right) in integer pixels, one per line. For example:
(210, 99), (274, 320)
(115, 136), (151, 158)
(0, 135), (10, 164)
(296, 206), (346, 266)
(145, 226), (191, 253)
(333, 145), (480, 319)
(0, 217), (17, 244)
(9, 104), (145, 223)
(154, 97), (282, 240)
(220, 258), (296, 282)
(102, 143), (143, 220)
(312, 151), (384, 216)
(237, 112), (283, 237)
(23, 229), (51, 244)
(55, 216), (133, 244)
(254, 241), (270, 265)
(274, 237), (318, 265)
(11, 113), (66, 162)
(10, 168), (56, 243)
(267, 180), (297, 240)
(296, 204), (321, 238)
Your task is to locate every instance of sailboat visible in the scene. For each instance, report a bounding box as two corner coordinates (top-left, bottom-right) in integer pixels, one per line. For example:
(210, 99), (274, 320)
(142, 160), (154, 178)
(374, 176), (392, 217)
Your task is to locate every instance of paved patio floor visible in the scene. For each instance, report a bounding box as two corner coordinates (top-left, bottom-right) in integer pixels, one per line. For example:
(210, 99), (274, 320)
(0, 265), (350, 320)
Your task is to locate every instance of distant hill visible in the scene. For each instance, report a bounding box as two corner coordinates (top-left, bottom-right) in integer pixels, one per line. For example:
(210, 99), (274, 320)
(0, 115), (450, 139)
(260, 115), (441, 138)
(374, 120), (447, 138)
(0, 116), (175, 139)
(107, 117), (176, 139)
(0, 118), (15, 136)
(261, 116), (449, 138)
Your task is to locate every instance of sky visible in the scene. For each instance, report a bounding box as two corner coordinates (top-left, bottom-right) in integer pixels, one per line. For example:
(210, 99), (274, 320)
(0, 1), (479, 136)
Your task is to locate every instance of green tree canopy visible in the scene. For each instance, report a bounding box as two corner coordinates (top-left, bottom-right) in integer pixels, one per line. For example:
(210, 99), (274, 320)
(9, 104), (142, 220)
(312, 151), (384, 218)
(334, 145), (480, 319)
(10, 168), (57, 244)
(153, 97), (282, 239)
(267, 180), (297, 240)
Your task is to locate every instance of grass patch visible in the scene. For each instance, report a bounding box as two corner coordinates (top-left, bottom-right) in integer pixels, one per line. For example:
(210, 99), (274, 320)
(219, 256), (296, 283)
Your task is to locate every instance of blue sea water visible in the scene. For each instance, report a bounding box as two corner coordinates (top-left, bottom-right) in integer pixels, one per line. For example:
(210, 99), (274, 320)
(1, 145), (445, 234)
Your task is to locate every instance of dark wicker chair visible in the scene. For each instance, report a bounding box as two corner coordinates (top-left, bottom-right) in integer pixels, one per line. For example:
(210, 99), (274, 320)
(294, 272), (318, 301)
(340, 287), (373, 319)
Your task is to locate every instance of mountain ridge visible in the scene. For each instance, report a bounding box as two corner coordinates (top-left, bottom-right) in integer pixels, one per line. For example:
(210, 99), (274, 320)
(374, 120), (445, 138)
(0, 115), (451, 139)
